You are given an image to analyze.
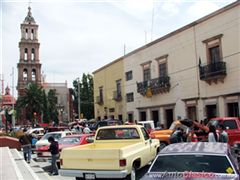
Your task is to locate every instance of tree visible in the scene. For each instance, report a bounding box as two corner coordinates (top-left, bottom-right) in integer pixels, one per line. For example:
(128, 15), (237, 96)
(42, 90), (50, 123)
(73, 73), (94, 120)
(16, 83), (43, 125)
(48, 89), (58, 125)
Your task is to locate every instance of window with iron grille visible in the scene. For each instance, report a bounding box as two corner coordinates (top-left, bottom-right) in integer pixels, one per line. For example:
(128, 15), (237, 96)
(125, 71), (133, 81)
(209, 46), (220, 63)
(159, 62), (167, 77)
(126, 92), (134, 102)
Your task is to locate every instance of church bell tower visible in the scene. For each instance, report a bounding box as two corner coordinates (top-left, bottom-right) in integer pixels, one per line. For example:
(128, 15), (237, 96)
(17, 7), (42, 96)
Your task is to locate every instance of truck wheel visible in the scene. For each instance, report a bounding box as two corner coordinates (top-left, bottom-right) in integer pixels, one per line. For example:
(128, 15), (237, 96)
(126, 166), (136, 180)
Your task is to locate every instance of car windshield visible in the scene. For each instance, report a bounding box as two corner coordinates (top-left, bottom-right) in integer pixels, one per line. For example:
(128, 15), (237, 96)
(41, 133), (62, 141)
(58, 137), (81, 145)
(150, 154), (235, 174)
(208, 120), (220, 127)
(96, 128), (140, 140)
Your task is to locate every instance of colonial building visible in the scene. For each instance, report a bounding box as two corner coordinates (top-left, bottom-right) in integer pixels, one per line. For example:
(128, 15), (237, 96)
(93, 1), (240, 127)
(93, 58), (126, 121)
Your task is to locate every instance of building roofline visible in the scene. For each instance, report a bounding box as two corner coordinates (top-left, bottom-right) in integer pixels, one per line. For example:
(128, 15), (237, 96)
(92, 0), (239, 74)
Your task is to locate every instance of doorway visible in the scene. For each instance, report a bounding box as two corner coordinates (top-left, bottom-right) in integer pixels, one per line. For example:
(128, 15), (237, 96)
(165, 109), (174, 128)
(140, 111), (146, 121)
(206, 105), (217, 119)
(151, 110), (159, 127)
(227, 102), (239, 117)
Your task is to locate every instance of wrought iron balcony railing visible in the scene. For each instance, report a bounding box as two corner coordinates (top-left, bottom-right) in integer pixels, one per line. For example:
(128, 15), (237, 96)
(113, 91), (122, 101)
(137, 76), (170, 96)
(199, 61), (226, 81)
(96, 96), (104, 105)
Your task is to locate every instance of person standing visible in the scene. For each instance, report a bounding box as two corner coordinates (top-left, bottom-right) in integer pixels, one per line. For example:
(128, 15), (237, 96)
(48, 136), (59, 175)
(208, 125), (218, 142)
(218, 124), (228, 143)
(19, 129), (32, 163)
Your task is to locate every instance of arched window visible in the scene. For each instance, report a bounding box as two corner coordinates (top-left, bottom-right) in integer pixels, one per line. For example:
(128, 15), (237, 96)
(24, 48), (28, 61)
(25, 29), (28, 39)
(32, 69), (36, 81)
(31, 29), (34, 40)
(31, 48), (35, 61)
(23, 69), (28, 81)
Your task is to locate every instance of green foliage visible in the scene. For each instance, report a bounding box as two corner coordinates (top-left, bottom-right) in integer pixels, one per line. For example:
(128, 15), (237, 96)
(48, 89), (59, 125)
(73, 73), (94, 120)
(16, 83), (43, 124)
(42, 90), (50, 123)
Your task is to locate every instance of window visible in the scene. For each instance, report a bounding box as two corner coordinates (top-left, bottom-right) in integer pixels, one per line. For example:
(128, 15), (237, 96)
(150, 155), (234, 174)
(32, 69), (36, 81)
(202, 34), (223, 64)
(31, 48), (35, 61)
(128, 113), (133, 121)
(125, 71), (133, 81)
(156, 54), (168, 77)
(159, 62), (167, 77)
(209, 46), (220, 63)
(23, 69), (28, 81)
(24, 48), (28, 61)
(25, 29), (28, 39)
(143, 68), (151, 81)
(116, 80), (121, 95)
(141, 128), (150, 140)
(31, 29), (34, 40)
(126, 93), (134, 102)
(223, 120), (237, 130)
(99, 87), (103, 102)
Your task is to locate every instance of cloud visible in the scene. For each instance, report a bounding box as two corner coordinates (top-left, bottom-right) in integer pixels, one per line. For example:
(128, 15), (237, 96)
(187, 1), (219, 19)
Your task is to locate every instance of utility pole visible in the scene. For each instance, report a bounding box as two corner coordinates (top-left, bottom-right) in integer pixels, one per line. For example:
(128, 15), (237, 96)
(77, 78), (81, 120)
(11, 67), (15, 127)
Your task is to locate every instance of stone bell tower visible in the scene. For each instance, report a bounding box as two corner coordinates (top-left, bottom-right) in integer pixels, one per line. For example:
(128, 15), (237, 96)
(17, 6), (42, 96)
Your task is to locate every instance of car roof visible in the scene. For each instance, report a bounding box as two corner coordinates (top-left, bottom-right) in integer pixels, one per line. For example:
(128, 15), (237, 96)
(210, 117), (239, 121)
(160, 142), (228, 155)
(97, 125), (141, 130)
(63, 134), (94, 138)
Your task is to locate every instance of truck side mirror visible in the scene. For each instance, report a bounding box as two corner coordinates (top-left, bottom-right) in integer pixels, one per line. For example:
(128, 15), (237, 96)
(86, 137), (94, 143)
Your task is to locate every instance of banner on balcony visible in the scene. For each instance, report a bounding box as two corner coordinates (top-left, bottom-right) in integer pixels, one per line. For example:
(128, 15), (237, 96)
(146, 87), (152, 98)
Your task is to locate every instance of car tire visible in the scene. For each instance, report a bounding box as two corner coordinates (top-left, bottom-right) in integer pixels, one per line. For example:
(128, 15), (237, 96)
(126, 166), (136, 180)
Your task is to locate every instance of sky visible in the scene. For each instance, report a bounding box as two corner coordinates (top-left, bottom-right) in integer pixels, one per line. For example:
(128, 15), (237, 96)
(0, 0), (236, 97)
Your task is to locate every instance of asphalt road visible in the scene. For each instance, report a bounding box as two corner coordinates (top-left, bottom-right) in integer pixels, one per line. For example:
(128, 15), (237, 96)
(32, 153), (150, 180)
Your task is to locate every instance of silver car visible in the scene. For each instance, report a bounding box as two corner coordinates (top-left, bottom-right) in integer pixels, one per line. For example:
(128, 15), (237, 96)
(141, 142), (239, 180)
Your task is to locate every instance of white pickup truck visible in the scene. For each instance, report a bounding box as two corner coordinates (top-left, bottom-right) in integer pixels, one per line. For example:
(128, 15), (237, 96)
(59, 125), (160, 180)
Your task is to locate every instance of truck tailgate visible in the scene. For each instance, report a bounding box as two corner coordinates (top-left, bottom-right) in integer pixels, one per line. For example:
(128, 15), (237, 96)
(61, 144), (121, 170)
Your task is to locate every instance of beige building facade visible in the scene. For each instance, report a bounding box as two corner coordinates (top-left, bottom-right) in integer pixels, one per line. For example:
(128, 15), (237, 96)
(93, 1), (240, 127)
(93, 58), (126, 121)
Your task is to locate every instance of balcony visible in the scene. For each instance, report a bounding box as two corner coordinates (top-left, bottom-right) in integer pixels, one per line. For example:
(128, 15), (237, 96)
(96, 96), (103, 105)
(113, 91), (122, 102)
(137, 76), (170, 97)
(199, 61), (226, 84)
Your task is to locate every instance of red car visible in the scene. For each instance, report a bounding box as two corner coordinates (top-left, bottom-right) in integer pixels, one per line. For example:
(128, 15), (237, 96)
(36, 134), (94, 160)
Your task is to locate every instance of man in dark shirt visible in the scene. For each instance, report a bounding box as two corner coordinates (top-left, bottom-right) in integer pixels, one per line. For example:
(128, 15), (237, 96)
(19, 129), (32, 163)
(48, 136), (59, 175)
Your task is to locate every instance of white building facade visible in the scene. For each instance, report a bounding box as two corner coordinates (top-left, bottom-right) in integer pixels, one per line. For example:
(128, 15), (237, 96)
(124, 1), (240, 128)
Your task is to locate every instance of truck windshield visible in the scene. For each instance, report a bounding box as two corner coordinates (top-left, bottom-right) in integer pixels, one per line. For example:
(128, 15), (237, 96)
(96, 128), (140, 140)
(150, 154), (235, 174)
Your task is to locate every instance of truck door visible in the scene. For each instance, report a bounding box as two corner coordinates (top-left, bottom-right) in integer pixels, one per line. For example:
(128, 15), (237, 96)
(140, 128), (155, 163)
(223, 119), (240, 145)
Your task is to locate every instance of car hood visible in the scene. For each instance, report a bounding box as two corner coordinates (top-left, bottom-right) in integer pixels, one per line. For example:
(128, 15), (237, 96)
(141, 173), (239, 180)
(151, 129), (173, 136)
(35, 140), (50, 148)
